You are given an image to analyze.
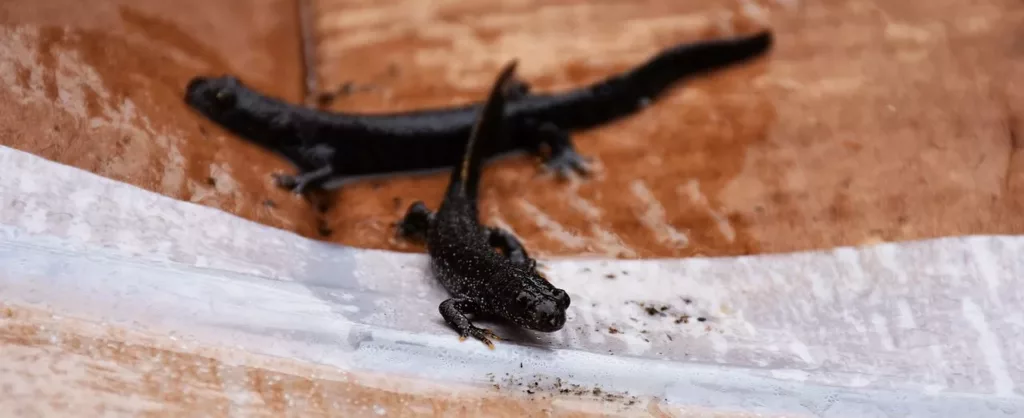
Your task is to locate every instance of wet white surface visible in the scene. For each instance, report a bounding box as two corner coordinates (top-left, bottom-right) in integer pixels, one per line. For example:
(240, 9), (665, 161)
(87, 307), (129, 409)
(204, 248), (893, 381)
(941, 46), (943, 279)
(2, 145), (1023, 417)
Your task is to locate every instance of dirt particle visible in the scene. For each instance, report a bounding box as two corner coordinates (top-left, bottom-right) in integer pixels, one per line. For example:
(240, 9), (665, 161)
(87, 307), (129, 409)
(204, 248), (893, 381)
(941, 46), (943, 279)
(206, 176), (216, 186)
(683, 298), (692, 304)
(644, 307), (659, 316)
(314, 199), (331, 214)
(607, 326), (620, 334)
(262, 199), (277, 208)
(605, 273), (616, 279)
(675, 314), (690, 324)
(697, 317), (707, 322)
(317, 220), (333, 237)
(315, 82), (353, 107)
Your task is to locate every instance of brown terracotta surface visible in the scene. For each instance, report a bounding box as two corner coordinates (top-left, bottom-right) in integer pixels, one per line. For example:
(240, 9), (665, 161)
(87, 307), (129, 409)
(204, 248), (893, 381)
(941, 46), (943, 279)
(2, 0), (1022, 260)
(0, 0), (325, 240)
(309, 0), (1024, 258)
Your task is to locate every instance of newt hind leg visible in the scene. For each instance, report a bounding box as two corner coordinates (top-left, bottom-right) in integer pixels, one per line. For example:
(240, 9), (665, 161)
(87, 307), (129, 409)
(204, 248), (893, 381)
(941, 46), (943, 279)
(487, 227), (537, 271)
(396, 201), (435, 242)
(519, 120), (592, 178)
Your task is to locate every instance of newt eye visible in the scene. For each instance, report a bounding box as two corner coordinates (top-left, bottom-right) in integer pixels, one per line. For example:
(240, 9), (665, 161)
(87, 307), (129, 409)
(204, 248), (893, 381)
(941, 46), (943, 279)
(515, 291), (533, 307)
(214, 89), (236, 106)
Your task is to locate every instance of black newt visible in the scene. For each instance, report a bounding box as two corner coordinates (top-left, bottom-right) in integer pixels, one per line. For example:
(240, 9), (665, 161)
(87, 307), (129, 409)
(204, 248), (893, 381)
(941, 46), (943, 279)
(184, 30), (773, 194)
(396, 60), (569, 348)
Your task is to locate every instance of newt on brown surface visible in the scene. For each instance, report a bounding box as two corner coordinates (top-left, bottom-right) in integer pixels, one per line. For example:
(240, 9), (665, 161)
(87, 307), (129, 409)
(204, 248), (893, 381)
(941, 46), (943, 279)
(396, 61), (570, 348)
(183, 31), (774, 195)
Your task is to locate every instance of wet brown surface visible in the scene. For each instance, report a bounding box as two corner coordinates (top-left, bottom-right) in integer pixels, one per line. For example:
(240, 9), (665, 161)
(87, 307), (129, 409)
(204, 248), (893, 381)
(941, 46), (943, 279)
(1, 0), (1023, 257)
(0, 302), (706, 417)
(310, 0), (1024, 257)
(0, 0), (323, 240)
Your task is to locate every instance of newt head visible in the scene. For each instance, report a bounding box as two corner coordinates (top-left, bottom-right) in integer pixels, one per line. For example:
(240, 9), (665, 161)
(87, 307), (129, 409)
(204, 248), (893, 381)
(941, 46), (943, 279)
(184, 75), (243, 115)
(505, 269), (571, 332)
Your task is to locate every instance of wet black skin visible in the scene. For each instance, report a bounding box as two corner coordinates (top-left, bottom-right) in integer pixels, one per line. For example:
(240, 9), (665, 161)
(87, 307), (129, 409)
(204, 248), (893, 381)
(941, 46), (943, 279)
(183, 31), (774, 195)
(396, 61), (570, 348)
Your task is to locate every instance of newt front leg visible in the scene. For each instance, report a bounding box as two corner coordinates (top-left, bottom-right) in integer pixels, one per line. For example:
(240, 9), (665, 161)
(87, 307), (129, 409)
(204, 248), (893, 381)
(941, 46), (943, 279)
(439, 298), (502, 349)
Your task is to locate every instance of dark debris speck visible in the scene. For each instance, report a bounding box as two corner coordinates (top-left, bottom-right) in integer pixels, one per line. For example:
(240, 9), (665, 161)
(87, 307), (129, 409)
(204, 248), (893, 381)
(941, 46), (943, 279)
(317, 220), (333, 237)
(608, 326), (620, 334)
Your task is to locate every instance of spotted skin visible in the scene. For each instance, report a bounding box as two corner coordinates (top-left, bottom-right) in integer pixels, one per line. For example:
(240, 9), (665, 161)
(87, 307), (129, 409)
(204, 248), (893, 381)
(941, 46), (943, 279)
(397, 61), (571, 348)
